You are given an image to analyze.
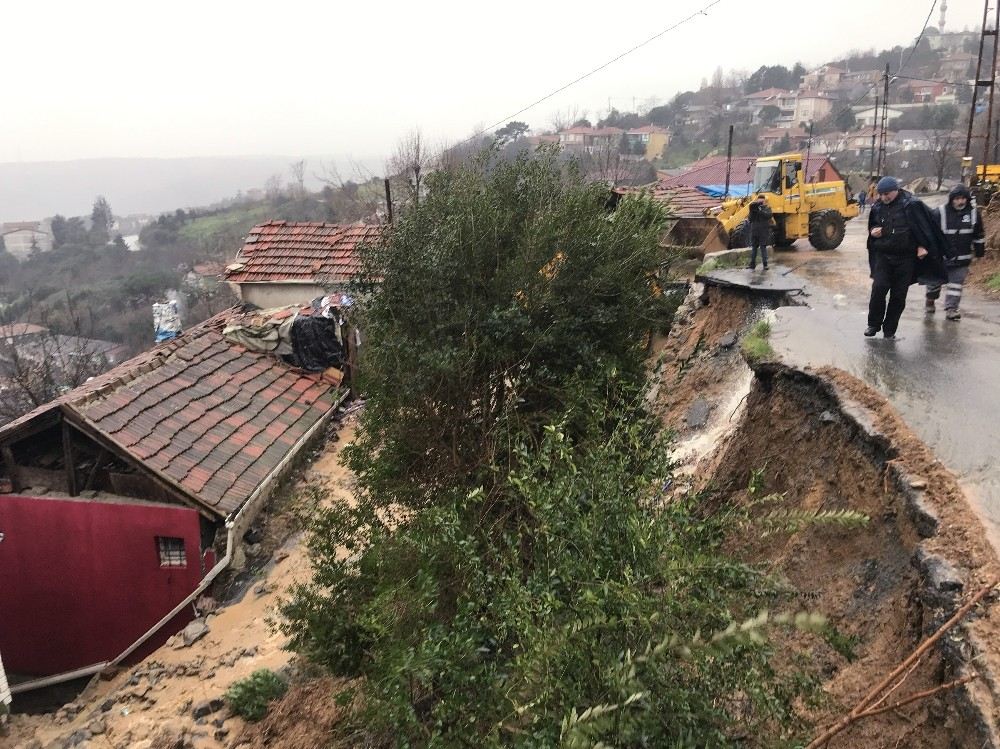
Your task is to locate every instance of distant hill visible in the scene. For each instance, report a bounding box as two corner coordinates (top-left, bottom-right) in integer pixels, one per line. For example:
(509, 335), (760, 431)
(0, 155), (380, 222)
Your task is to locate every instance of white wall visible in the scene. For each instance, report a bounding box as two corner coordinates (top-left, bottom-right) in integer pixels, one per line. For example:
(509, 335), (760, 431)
(237, 283), (328, 309)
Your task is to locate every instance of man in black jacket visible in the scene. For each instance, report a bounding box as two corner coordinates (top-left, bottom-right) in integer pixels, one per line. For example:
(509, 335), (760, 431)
(865, 177), (950, 340)
(747, 195), (772, 271)
(925, 184), (985, 321)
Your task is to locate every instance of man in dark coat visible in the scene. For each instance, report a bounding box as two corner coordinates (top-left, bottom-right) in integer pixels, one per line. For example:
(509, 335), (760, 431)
(925, 183), (985, 321)
(865, 177), (950, 340)
(747, 194), (772, 271)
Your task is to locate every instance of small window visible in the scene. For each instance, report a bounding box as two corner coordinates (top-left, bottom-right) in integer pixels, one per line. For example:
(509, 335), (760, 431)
(156, 536), (186, 567)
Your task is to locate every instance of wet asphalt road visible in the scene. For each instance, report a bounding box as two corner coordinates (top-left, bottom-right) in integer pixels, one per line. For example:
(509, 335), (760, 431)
(765, 197), (1000, 541)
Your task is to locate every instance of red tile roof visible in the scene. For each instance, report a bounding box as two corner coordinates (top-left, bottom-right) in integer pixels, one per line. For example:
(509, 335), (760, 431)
(0, 323), (48, 338)
(0, 309), (342, 519)
(614, 185), (720, 218)
(658, 155), (841, 189)
(225, 221), (384, 284)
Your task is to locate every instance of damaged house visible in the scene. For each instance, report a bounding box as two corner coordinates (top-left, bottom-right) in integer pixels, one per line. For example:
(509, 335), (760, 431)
(0, 307), (348, 698)
(224, 220), (383, 309)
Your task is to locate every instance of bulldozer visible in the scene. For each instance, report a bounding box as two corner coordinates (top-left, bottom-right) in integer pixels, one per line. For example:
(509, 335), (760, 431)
(677, 153), (859, 253)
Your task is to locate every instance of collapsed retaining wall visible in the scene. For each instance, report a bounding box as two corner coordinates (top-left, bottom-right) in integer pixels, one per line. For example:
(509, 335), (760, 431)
(666, 283), (1000, 746)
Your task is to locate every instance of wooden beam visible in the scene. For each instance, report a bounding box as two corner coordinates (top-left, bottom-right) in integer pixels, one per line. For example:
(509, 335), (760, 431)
(61, 412), (219, 521)
(62, 420), (78, 496)
(84, 446), (109, 492)
(1, 445), (22, 493)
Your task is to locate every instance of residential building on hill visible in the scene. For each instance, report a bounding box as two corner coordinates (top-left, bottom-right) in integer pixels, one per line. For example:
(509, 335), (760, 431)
(225, 221), (384, 308)
(2, 222), (53, 260)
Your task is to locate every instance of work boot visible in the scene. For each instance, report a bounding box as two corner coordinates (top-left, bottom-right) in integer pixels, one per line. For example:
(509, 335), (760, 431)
(946, 309), (961, 321)
(883, 331), (896, 340)
(864, 326), (878, 337)
(925, 299), (935, 314)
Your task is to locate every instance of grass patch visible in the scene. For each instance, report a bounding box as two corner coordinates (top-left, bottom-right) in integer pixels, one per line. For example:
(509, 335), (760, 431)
(226, 668), (288, 722)
(985, 272), (1000, 292)
(696, 250), (749, 275)
(741, 318), (775, 364)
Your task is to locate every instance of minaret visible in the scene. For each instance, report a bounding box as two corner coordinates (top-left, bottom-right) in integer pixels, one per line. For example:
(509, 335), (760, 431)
(939, 0), (947, 33)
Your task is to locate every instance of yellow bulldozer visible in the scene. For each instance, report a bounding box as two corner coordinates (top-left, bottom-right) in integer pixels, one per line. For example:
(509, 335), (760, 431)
(672, 153), (859, 253)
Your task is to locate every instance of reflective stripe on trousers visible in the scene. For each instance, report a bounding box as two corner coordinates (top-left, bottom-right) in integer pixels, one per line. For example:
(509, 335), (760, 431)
(926, 265), (970, 310)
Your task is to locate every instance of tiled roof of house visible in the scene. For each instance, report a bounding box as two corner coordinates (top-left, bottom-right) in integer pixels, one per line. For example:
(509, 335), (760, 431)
(0, 308), (342, 519)
(658, 155), (840, 189)
(651, 186), (721, 217)
(0, 322), (49, 338)
(745, 87), (791, 100)
(225, 221), (384, 284)
(614, 185), (720, 218)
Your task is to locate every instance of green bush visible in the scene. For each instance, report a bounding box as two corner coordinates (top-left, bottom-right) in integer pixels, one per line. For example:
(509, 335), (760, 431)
(280, 148), (819, 746)
(225, 669), (288, 722)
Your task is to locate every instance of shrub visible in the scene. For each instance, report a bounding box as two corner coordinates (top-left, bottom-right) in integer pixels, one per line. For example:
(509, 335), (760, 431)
(281, 148), (819, 746)
(225, 669), (288, 722)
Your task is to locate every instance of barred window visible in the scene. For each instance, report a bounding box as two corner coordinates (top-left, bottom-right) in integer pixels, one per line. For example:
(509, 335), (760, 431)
(156, 536), (186, 567)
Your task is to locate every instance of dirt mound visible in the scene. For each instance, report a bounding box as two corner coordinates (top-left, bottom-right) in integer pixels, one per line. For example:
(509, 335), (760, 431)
(236, 676), (350, 749)
(695, 361), (1000, 747)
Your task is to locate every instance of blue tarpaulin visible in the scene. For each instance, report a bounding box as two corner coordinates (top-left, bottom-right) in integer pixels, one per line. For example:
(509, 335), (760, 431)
(696, 184), (751, 198)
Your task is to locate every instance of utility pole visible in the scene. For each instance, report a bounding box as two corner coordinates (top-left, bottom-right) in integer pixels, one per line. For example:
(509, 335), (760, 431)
(723, 124), (735, 198)
(965, 0), (1000, 184)
(876, 64), (890, 177)
(383, 178), (393, 224)
(804, 121), (814, 182)
(869, 96), (880, 179)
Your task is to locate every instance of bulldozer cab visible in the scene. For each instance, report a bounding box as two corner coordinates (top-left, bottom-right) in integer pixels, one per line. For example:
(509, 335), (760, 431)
(751, 157), (802, 197)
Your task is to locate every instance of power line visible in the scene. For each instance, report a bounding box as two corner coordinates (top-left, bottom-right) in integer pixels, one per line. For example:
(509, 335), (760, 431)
(446, 0), (724, 151)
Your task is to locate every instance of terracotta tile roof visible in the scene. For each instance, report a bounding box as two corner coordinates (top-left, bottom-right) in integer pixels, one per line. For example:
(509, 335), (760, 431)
(225, 221), (384, 284)
(614, 185), (720, 218)
(0, 322), (48, 338)
(659, 155), (840, 189)
(650, 186), (721, 217)
(0, 308), (342, 519)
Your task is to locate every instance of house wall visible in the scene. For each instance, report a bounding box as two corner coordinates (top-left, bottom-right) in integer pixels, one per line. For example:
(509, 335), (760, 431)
(645, 132), (670, 160)
(0, 494), (206, 677)
(236, 282), (328, 309)
(3, 229), (53, 261)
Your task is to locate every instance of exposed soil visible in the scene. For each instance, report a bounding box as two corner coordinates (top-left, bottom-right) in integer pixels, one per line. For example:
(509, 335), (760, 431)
(967, 247), (1000, 295)
(707, 365), (997, 747)
(659, 281), (1000, 747)
(235, 676), (350, 749)
(973, 203), (1000, 294)
(648, 283), (755, 434)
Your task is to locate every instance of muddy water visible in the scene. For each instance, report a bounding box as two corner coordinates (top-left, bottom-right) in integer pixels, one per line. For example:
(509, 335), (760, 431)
(767, 200), (1000, 541)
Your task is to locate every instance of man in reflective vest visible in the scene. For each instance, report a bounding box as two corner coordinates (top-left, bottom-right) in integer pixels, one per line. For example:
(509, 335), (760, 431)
(925, 184), (985, 321)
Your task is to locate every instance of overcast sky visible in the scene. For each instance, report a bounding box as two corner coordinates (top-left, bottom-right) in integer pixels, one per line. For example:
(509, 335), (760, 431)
(0, 0), (984, 165)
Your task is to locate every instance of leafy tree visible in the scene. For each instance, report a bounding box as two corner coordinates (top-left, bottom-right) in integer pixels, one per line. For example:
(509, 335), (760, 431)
(895, 104), (958, 131)
(571, 117), (592, 128)
(90, 196), (114, 247)
(281, 149), (819, 746)
(494, 120), (530, 145)
(835, 107), (857, 132)
(599, 108), (643, 129)
(759, 105), (781, 126)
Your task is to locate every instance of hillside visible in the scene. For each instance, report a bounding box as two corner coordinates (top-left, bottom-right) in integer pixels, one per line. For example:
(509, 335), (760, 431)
(0, 156), (380, 224)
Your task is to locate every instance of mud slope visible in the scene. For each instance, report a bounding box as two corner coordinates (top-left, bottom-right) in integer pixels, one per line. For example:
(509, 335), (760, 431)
(662, 281), (1000, 747)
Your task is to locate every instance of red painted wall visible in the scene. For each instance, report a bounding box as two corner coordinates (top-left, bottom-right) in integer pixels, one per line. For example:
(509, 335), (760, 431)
(0, 494), (206, 677)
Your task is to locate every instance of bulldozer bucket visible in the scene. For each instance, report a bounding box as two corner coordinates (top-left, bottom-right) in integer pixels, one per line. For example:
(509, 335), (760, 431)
(662, 216), (729, 255)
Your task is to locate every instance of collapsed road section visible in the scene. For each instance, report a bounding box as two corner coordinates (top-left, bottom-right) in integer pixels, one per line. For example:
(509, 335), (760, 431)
(659, 274), (1000, 747)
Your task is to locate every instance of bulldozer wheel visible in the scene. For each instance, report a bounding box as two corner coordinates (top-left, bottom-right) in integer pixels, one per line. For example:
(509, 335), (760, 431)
(728, 219), (750, 249)
(809, 210), (846, 251)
